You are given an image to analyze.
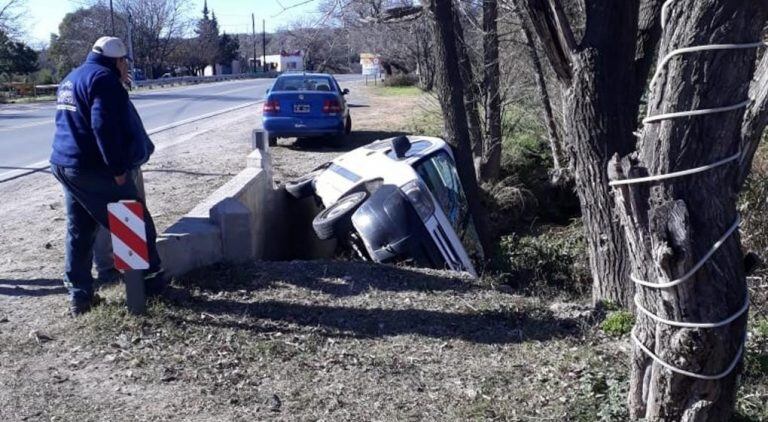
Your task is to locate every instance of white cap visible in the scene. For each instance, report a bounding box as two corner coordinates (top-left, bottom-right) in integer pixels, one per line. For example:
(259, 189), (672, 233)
(92, 36), (128, 59)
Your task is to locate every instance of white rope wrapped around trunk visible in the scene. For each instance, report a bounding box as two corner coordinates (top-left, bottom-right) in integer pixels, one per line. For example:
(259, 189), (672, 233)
(631, 329), (745, 380)
(634, 292), (750, 329)
(630, 216), (741, 288)
(610, 0), (762, 380)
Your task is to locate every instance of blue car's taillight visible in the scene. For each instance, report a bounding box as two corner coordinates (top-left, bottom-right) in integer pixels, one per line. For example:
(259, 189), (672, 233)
(263, 100), (280, 115)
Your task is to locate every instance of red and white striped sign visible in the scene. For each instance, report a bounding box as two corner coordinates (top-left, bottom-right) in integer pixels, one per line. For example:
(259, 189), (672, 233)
(107, 200), (149, 270)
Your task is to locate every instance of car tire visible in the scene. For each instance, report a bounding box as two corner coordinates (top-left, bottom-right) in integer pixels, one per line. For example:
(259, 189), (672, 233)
(268, 136), (277, 147)
(345, 115), (352, 135)
(285, 169), (322, 199)
(313, 191), (368, 240)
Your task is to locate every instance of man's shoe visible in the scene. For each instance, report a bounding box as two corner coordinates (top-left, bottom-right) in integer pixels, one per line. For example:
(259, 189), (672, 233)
(69, 294), (102, 317)
(96, 268), (123, 286)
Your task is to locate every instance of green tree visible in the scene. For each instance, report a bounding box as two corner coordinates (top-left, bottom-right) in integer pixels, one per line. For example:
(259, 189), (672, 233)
(194, 0), (219, 73)
(217, 32), (239, 65)
(0, 29), (38, 80)
(48, 5), (125, 79)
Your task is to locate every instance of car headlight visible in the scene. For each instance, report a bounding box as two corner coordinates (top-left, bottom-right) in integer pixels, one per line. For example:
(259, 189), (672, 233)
(401, 180), (435, 220)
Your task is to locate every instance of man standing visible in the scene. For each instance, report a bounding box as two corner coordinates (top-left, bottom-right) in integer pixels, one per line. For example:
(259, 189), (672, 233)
(93, 69), (155, 286)
(50, 36), (164, 316)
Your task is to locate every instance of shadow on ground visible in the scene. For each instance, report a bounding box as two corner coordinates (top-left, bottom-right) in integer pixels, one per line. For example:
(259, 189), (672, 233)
(0, 166), (51, 183)
(173, 261), (583, 345)
(178, 261), (478, 297)
(0, 279), (66, 297)
(282, 130), (407, 153)
(142, 169), (236, 177)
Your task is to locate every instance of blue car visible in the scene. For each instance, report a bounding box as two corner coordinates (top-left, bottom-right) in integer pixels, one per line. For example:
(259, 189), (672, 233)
(262, 73), (352, 146)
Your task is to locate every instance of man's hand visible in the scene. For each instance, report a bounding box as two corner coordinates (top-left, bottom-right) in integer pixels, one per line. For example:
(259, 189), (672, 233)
(114, 173), (127, 186)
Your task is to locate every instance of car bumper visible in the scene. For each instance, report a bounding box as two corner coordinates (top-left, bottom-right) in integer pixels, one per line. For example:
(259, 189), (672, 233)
(351, 185), (450, 271)
(263, 116), (345, 138)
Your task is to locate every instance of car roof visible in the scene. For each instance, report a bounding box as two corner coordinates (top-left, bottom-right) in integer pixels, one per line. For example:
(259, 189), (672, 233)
(276, 72), (333, 78)
(362, 136), (449, 164)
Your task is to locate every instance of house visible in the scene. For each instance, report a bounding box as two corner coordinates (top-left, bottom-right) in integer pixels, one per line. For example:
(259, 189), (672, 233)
(252, 50), (304, 72)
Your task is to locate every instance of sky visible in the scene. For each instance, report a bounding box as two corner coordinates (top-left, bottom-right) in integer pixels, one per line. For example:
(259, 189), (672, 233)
(21, 0), (323, 47)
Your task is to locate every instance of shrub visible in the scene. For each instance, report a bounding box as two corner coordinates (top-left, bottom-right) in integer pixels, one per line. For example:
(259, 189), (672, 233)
(740, 139), (768, 277)
(601, 311), (634, 336)
(498, 106), (580, 225)
(490, 221), (590, 297)
(382, 74), (417, 87)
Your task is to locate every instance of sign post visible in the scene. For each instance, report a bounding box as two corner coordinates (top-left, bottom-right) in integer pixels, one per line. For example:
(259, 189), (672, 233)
(107, 200), (149, 314)
(360, 53), (381, 85)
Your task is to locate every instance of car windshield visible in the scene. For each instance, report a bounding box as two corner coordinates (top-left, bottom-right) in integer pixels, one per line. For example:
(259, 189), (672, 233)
(414, 151), (484, 261)
(385, 140), (432, 159)
(272, 76), (335, 92)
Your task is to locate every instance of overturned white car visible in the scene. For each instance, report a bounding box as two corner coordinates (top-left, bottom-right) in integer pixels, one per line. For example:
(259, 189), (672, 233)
(285, 135), (483, 277)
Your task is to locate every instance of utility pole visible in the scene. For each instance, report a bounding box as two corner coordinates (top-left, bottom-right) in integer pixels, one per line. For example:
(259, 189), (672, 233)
(252, 13), (257, 73)
(109, 0), (115, 35)
(126, 10), (135, 87)
(262, 19), (267, 73)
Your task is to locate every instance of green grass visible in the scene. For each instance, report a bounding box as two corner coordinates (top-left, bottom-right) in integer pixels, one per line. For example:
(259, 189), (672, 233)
(601, 311), (635, 336)
(374, 86), (422, 97)
(405, 109), (443, 138)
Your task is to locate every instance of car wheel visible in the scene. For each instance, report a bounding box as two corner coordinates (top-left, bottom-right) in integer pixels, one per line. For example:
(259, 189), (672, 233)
(268, 136), (277, 147)
(313, 191), (368, 240)
(285, 168), (323, 199)
(345, 115), (352, 135)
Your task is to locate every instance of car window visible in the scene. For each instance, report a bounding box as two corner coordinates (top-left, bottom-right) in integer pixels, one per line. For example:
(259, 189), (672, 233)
(272, 76), (335, 92)
(415, 151), (483, 261)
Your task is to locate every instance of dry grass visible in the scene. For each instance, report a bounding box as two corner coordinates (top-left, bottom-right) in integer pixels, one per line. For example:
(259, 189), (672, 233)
(3, 261), (637, 421)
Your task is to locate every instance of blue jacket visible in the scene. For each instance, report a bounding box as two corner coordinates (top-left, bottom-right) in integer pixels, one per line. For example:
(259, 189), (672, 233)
(50, 52), (150, 175)
(127, 101), (154, 167)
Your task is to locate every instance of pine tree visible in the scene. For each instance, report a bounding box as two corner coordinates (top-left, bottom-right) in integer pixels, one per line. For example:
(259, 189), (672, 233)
(195, 1), (220, 73)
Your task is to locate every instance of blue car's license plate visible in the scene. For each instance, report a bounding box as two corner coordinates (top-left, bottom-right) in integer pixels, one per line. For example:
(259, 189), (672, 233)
(293, 103), (311, 113)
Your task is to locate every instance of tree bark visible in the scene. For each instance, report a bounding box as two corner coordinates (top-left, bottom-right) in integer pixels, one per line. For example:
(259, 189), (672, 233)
(609, 1), (768, 420)
(479, 0), (503, 181)
(632, 0), (664, 110)
(525, 0), (640, 308)
(427, 0), (492, 257)
(452, 9), (486, 180)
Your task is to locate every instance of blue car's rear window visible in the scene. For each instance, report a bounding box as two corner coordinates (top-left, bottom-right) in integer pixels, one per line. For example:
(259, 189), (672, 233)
(272, 76), (335, 92)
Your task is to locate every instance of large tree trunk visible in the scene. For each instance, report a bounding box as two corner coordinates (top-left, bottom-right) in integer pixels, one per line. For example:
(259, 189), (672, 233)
(479, 0), (503, 181)
(452, 9), (486, 180)
(427, 0), (492, 257)
(524, 0), (640, 307)
(609, 1), (768, 420)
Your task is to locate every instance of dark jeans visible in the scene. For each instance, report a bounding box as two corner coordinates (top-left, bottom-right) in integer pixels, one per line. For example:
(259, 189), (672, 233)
(51, 164), (161, 301)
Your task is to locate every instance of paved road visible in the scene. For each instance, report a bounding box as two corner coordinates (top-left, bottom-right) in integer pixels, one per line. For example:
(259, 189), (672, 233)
(0, 75), (363, 181)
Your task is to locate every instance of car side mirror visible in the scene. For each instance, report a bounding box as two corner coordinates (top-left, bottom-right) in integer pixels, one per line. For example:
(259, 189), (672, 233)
(392, 136), (411, 159)
(342, 88), (350, 95)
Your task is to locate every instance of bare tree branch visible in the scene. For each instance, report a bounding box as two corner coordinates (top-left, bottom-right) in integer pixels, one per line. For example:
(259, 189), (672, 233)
(522, 0), (575, 82)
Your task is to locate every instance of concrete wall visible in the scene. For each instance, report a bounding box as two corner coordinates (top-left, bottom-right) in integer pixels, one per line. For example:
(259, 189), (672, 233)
(156, 136), (335, 278)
